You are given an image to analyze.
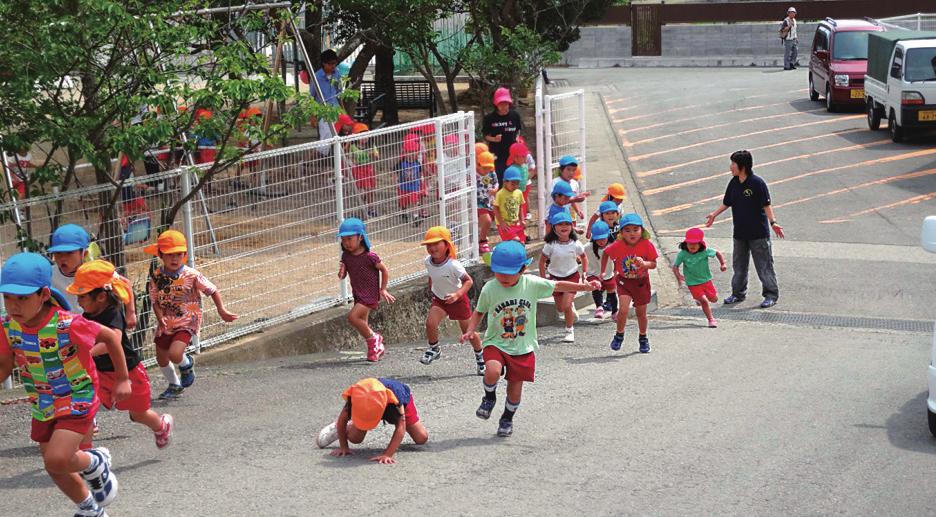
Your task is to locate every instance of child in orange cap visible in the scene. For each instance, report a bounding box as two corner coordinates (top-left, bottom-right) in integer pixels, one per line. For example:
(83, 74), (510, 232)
(475, 151), (499, 254)
(145, 230), (238, 400)
(585, 183), (627, 239)
(317, 377), (428, 464)
(69, 260), (174, 449)
(419, 226), (485, 374)
(672, 228), (726, 328)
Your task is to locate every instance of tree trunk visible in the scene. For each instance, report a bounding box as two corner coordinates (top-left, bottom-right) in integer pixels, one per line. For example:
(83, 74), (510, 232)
(374, 44), (398, 125)
(445, 75), (459, 113)
(303, 2), (323, 69)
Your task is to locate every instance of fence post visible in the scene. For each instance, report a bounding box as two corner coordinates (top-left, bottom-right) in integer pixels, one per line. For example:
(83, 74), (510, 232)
(578, 92), (588, 219)
(334, 137), (348, 303)
(179, 170), (200, 353)
(466, 111), (480, 264)
(535, 75), (546, 239)
(543, 94), (554, 219)
(434, 119), (447, 229)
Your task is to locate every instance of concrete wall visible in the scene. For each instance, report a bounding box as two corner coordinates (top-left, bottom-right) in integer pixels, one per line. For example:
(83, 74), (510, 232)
(561, 26), (633, 67)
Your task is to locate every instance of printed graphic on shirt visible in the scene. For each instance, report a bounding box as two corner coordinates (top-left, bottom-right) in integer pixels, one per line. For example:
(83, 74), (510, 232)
(496, 301), (530, 340)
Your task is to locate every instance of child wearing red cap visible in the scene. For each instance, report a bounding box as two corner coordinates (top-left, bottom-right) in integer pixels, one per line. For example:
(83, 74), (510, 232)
(672, 228), (726, 328)
(69, 260), (174, 449)
(348, 123), (379, 216)
(601, 213), (658, 353)
(317, 377), (428, 465)
(145, 230), (238, 400)
(396, 139), (427, 225)
(419, 226), (485, 374)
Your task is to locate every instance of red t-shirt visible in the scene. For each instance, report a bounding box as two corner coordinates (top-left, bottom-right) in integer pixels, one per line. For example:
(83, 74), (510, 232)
(603, 239), (659, 279)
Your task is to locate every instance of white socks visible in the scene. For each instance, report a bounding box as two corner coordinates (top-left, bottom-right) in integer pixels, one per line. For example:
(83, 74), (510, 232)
(161, 365), (180, 385)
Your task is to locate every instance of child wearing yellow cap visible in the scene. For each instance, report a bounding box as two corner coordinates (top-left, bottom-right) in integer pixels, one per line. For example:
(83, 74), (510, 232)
(69, 260), (174, 449)
(419, 227), (485, 373)
(316, 377), (428, 464)
(476, 151), (499, 255)
(145, 230), (238, 400)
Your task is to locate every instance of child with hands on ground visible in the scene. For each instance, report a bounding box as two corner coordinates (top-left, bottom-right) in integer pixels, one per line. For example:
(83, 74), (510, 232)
(672, 228), (726, 328)
(601, 214), (658, 353)
(539, 211), (587, 343)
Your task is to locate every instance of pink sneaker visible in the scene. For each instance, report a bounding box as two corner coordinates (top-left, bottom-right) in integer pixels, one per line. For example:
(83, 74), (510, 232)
(708, 319), (718, 328)
(373, 333), (385, 361)
(155, 414), (173, 449)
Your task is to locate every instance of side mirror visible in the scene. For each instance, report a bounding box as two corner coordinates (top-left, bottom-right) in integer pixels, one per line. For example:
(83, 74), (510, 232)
(922, 216), (936, 253)
(816, 49), (829, 60)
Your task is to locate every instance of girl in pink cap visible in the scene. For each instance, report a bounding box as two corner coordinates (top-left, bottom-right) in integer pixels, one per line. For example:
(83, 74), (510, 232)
(482, 87), (523, 185)
(672, 228), (727, 328)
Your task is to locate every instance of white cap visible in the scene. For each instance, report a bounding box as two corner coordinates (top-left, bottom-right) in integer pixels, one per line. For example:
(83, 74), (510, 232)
(788, 6), (797, 13)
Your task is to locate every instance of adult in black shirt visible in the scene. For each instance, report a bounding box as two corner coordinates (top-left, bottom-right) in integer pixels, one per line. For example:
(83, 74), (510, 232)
(705, 150), (784, 308)
(482, 87), (523, 184)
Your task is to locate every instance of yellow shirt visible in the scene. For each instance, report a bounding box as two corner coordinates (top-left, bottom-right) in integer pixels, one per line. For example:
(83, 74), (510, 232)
(494, 188), (524, 224)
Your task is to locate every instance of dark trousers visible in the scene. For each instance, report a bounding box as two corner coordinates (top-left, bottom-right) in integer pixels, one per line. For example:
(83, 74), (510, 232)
(731, 237), (779, 300)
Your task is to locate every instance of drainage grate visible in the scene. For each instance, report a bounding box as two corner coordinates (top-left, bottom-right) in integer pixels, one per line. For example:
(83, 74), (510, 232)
(548, 79), (571, 87)
(654, 308), (934, 333)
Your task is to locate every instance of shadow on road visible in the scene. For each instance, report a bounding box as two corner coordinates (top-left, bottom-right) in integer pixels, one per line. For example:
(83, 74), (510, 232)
(881, 391), (936, 454)
(563, 352), (640, 365)
(0, 458), (161, 490)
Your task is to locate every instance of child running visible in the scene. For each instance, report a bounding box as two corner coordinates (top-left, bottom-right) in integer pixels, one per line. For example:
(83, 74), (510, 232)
(584, 221), (618, 320)
(595, 201), (621, 241)
(493, 166), (526, 244)
(146, 230), (238, 400)
(539, 211), (587, 343)
(462, 241), (599, 437)
(585, 183), (627, 238)
(0, 253), (128, 517)
(672, 228), (726, 328)
(316, 377), (428, 465)
(69, 260), (174, 449)
(601, 213), (658, 353)
(545, 180), (575, 235)
(555, 155), (590, 225)
(337, 218), (395, 362)
(475, 151), (499, 255)
(419, 226), (486, 374)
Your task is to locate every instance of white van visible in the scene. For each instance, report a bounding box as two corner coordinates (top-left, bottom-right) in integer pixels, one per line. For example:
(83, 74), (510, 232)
(864, 31), (936, 142)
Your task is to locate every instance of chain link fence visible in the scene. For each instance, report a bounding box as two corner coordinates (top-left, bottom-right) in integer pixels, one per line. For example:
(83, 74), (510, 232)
(879, 13), (936, 32)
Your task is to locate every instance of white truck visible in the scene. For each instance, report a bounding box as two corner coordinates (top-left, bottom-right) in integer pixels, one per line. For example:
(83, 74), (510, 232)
(864, 30), (936, 142)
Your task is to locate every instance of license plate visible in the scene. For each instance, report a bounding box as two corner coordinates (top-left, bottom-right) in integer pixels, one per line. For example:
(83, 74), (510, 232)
(850, 89), (864, 99)
(920, 110), (936, 122)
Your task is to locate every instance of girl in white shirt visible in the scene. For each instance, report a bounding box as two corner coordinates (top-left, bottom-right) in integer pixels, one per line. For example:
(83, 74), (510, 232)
(539, 211), (586, 343)
(584, 221), (618, 320)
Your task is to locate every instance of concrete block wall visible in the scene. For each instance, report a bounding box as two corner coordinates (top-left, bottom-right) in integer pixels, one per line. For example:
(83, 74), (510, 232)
(562, 26), (632, 67)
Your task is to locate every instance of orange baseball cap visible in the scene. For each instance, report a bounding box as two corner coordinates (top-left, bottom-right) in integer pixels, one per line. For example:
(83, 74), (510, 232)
(478, 151), (496, 171)
(144, 229), (188, 256)
(352, 123), (369, 134)
(608, 183), (627, 201)
(421, 226), (457, 259)
(341, 378), (399, 431)
(239, 106), (262, 119)
(66, 260), (131, 304)
(475, 142), (489, 156)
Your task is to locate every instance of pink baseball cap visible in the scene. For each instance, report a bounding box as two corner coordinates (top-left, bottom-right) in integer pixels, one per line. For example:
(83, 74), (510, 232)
(684, 227), (705, 244)
(493, 87), (513, 106)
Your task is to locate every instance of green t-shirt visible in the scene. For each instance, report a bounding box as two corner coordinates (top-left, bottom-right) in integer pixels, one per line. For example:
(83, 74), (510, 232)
(475, 274), (556, 356)
(673, 248), (717, 286)
(517, 164), (530, 190)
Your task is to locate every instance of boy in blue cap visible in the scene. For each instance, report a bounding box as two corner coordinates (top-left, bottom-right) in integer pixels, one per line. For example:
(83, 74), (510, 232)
(461, 241), (599, 437)
(0, 253), (129, 517)
(545, 179), (575, 235)
(493, 166), (526, 244)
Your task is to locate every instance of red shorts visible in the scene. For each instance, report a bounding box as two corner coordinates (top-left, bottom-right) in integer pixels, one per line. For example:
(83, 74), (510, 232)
(98, 363), (152, 413)
(688, 280), (718, 301)
(431, 295), (473, 321)
(497, 223), (526, 244)
(31, 412), (96, 443)
(587, 275), (616, 291)
(404, 395), (420, 425)
(477, 207), (494, 219)
(548, 272), (580, 282)
(351, 165), (376, 190)
(197, 148), (217, 164)
(154, 330), (193, 351)
(398, 191), (421, 208)
(482, 346), (535, 383)
(616, 276), (652, 306)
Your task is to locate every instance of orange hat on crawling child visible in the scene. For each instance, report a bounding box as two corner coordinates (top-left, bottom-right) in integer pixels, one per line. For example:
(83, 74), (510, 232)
(477, 151), (496, 171)
(341, 378), (399, 431)
(144, 229), (188, 256)
(421, 226), (457, 259)
(66, 260), (132, 305)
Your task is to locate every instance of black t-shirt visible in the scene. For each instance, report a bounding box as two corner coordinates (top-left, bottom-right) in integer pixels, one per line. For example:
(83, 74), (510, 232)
(85, 305), (140, 372)
(723, 173), (771, 240)
(482, 109), (523, 165)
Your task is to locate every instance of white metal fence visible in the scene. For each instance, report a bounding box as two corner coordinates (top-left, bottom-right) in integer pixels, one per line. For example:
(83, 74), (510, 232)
(1, 112), (478, 389)
(535, 76), (587, 236)
(879, 13), (936, 32)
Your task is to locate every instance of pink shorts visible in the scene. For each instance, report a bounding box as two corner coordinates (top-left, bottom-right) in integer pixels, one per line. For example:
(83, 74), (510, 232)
(688, 280), (718, 301)
(404, 395), (420, 425)
(98, 364), (152, 413)
(497, 223), (526, 244)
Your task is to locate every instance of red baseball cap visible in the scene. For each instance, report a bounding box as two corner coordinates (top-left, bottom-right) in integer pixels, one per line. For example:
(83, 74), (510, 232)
(684, 227), (705, 244)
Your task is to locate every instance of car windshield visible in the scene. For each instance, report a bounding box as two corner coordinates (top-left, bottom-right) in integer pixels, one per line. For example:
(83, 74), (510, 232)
(905, 48), (936, 82)
(832, 31), (871, 60)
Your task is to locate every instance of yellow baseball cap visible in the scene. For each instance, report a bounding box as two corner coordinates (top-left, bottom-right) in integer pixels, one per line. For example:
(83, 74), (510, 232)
(66, 260), (131, 304)
(341, 378), (399, 431)
(421, 226), (457, 259)
(144, 229), (188, 256)
(608, 183), (627, 201)
(478, 151), (496, 171)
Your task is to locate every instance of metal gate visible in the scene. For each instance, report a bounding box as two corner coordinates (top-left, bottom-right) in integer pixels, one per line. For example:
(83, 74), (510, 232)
(631, 4), (662, 57)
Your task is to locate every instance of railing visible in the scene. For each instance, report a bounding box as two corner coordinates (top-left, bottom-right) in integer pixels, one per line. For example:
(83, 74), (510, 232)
(879, 13), (936, 32)
(536, 78), (587, 236)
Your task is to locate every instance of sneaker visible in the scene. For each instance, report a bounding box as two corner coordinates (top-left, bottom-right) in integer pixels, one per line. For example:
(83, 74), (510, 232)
(723, 295), (745, 305)
(373, 333), (385, 361)
(593, 307), (605, 320)
(562, 327), (575, 343)
(611, 310), (619, 321)
(74, 506), (108, 517)
(759, 298), (777, 309)
(316, 422), (339, 449)
(476, 360), (486, 376)
(81, 448), (118, 507)
(179, 355), (195, 388)
(479, 241), (491, 254)
(610, 332), (624, 351)
(158, 384), (184, 400)
(154, 414), (173, 449)
(476, 397), (496, 420)
(92, 417), (100, 437)
(639, 335), (651, 353)
(708, 319), (718, 328)
(420, 346), (441, 365)
(497, 418), (513, 437)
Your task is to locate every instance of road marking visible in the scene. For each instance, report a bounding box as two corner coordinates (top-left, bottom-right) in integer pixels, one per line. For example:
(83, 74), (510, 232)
(636, 129), (866, 178)
(658, 236), (936, 264)
(642, 138), (891, 196)
(613, 89), (809, 123)
(630, 115), (864, 162)
(820, 191), (936, 223)
(620, 101), (799, 134)
(624, 109), (826, 146)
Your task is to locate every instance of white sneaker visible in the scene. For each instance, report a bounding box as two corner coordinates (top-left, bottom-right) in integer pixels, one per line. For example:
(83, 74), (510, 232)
(562, 327), (575, 343)
(593, 307), (605, 320)
(81, 448), (117, 508)
(316, 422), (339, 449)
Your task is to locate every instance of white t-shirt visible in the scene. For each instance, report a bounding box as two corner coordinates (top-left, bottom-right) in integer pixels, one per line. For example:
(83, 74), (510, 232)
(584, 242), (614, 280)
(425, 256), (468, 299)
(51, 265), (81, 314)
(542, 239), (585, 278)
(784, 17), (797, 41)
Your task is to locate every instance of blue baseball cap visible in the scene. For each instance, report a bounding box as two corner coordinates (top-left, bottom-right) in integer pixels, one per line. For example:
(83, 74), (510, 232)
(591, 221), (611, 241)
(549, 210), (573, 226)
(558, 155), (578, 168)
(619, 213), (644, 228)
(48, 224), (90, 253)
(503, 166), (523, 183)
(489, 240), (532, 275)
(337, 217), (371, 251)
(599, 201), (620, 214)
(551, 180), (574, 198)
(0, 253), (72, 310)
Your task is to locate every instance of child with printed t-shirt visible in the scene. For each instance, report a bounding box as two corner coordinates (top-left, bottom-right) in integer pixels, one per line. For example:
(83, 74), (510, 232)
(146, 230), (237, 400)
(601, 213), (658, 354)
(475, 151), (499, 254)
(585, 183), (627, 239)
(493, 166), (526, 244)
(0, 253), (128, 517)
(418, 226), (485, 374)
(461, 241), (599, 437)
(673, 228), (726, 328)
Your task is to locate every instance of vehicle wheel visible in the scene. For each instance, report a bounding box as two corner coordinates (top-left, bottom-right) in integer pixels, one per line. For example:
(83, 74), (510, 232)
(867, 100), (882, 130)
(826, 85), (837, 112)
(929, 406), (936, 438)
(809, 74), (820, 101)
(889, 110), (905, 143)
